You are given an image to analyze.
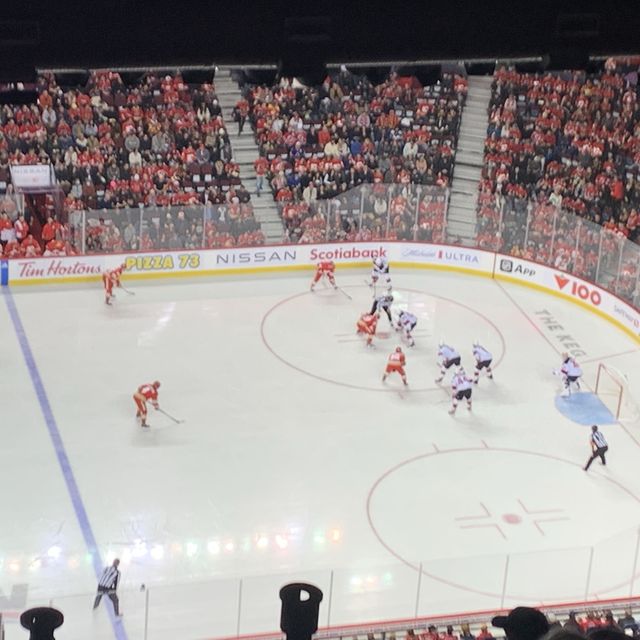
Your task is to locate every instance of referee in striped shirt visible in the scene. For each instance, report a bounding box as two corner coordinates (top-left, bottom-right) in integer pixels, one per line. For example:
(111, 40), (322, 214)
(584, 425), (608, 471)
(93, 558), (122, 616)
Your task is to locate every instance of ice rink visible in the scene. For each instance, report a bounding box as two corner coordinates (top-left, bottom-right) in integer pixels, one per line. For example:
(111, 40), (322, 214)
(2, 268), (640, 640)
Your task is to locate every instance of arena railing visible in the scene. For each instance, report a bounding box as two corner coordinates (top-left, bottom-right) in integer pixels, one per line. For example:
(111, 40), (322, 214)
(67, 184), (640, 310)
(8, 526), (640, 640)
(477, 192), (640, 309)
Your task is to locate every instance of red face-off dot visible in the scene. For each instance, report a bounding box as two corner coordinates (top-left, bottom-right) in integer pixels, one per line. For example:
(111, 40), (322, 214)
(502, 513), (522, 525)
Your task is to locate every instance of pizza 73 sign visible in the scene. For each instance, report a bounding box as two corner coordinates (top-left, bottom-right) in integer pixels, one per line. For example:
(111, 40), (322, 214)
(554, 274), (602, 306)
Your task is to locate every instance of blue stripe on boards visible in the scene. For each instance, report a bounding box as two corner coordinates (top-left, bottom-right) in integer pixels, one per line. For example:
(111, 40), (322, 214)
(3, 289), (129, 640)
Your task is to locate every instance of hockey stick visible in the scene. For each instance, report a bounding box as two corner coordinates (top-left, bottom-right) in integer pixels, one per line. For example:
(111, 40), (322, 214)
(337, 287), (352, 300)
(119, 285), (136, 295)
(157, 408), (184, 424)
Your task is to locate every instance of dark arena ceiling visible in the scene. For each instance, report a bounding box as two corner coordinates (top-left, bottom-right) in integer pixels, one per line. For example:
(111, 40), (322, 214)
(0, 0), (638, 77)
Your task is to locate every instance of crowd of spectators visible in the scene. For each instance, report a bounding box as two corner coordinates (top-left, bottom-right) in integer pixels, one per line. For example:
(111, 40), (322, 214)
(475, 59), (640, 300)
(395, 608), (639, 640)
(0, 70), (263, 257)
(244, 68), (466, 242)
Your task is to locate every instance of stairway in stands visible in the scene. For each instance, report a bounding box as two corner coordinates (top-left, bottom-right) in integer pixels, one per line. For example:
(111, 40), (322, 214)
(447, 75), (492, 245)
(214, 67), (285, 243)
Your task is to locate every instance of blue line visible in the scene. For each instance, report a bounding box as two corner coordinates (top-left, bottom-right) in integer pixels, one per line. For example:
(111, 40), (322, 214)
(3, 289), (129, 640)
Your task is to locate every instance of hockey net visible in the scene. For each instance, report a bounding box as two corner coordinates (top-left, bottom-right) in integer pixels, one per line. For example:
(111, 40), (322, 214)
(595, 363), (640, 422)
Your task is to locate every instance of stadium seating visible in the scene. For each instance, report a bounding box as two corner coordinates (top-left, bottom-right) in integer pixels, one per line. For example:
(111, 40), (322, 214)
(0, 71), (263, 256)
(244, 69), (467, 242)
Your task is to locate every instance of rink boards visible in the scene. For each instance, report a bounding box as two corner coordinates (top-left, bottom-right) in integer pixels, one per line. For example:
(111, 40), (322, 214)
(2, 242), (639, 343)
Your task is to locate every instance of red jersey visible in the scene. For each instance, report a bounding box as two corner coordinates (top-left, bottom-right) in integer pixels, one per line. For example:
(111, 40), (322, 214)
(107, 265), (125, 285)
(388, 351), (406, 367)
(317, 260), (335, 273)
(137, 384), (158, 401)
(360, 313), (378, 329)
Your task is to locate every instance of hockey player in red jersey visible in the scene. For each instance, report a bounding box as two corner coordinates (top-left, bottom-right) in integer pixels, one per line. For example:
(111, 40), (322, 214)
(383, 346), (408, 385)
(133, 381), (160, 428)
(310, 260), (337, 291)
(103, 263), (127, 305)
(356, 312), (378, 347)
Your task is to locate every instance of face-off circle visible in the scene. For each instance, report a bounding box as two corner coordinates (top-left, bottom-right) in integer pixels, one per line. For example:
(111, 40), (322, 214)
(367, 447), (640, 601)
(261, 287), (506, 392)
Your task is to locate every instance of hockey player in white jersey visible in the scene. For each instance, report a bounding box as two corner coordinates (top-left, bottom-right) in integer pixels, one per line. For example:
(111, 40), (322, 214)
(435, 343), (461, 383)
(371, 293), (394, 324)
(559, 352), (582, 396)
(449, 367), (473, 414)
(472, 342), (493, 384)
(395, 310), (417, 347)
(368, 257), (392, 292)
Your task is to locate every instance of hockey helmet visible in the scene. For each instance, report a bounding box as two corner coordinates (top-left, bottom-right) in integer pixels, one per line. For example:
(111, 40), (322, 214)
(153, 381), (161, 388)
(395, 346), (403, 353)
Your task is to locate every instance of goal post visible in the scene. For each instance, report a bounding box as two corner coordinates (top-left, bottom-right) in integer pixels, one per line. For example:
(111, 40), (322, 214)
(595, 363), (639, 422)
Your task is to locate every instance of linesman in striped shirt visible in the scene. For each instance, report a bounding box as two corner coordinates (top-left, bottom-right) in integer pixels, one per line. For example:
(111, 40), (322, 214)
(93, 558), (122, 616)
(584, 425), (608, 471)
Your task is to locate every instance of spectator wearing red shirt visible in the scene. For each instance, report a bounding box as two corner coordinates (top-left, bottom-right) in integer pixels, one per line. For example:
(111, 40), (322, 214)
(0, 211), (14, 243)
(254, 156), (268, 197)
(442, 626), (458, 640)
(42, 216), (62, 244)
(21, 234), (41, 254)
(4, 239), (22, 258)
(476, 626), (493, 640)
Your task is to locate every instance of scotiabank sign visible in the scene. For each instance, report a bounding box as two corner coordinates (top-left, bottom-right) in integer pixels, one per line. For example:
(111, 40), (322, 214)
(309, 245), (386, 261)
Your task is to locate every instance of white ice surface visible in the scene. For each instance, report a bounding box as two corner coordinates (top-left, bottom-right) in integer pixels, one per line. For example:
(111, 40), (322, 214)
(2, 270), (640, 640)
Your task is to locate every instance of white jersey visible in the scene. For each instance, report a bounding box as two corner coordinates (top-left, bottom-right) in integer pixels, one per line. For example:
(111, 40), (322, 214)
(438, 345), (459, 361)
(374, 294), (393, 309)
(452, 373), (473, 392)
(473, 345), (492, 362)
(399, 311), (417, 328)
(561, 358), (582, 377)
(372, 258), (389, 275)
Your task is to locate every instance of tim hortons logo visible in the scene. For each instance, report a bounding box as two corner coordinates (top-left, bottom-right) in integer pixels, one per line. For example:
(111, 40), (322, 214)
(554, 274), (601, 306)
(18, 260), (102, 278)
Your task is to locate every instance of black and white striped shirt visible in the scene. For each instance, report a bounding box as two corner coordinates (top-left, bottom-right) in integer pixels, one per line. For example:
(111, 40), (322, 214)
(591, 430), (607, 449)
(98, 565), (120, 590)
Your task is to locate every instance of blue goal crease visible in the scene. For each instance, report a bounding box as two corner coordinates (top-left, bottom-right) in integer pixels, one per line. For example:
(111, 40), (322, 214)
(2, 289), (129, 640)
(554, 391), (617, 426)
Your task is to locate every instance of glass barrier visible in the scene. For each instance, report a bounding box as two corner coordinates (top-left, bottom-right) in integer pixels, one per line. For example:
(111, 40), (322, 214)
(56, 184), (640, 310)
(477, 193), (640, 308)
(5, 531), (639, 640)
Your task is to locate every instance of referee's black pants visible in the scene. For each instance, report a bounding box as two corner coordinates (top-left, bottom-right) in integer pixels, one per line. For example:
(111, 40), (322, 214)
(93, 586), (120, 615)
(584, 445), (608, 470)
